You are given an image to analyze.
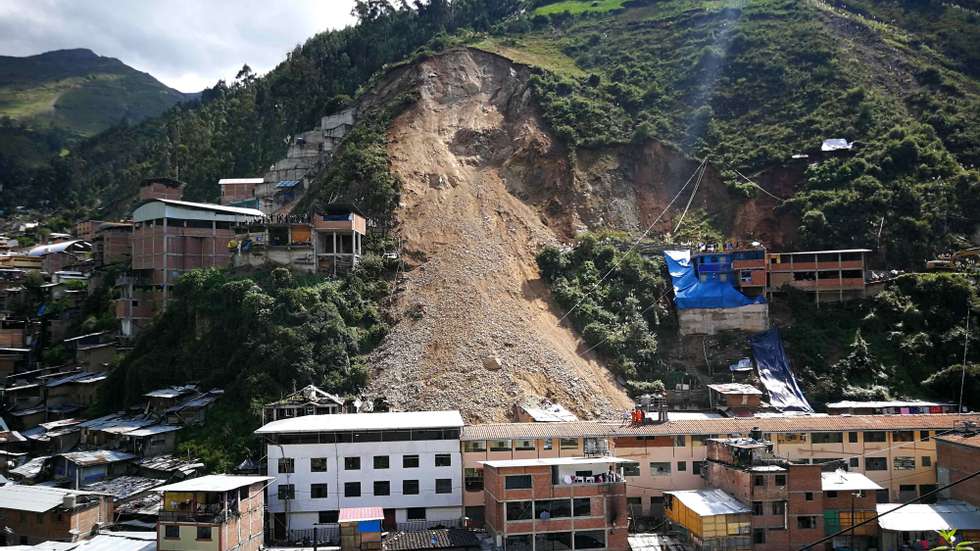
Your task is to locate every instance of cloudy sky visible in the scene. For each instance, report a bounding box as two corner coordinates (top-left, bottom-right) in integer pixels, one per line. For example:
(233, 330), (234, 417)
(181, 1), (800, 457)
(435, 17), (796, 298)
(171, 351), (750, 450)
(0, 0), (358, 93)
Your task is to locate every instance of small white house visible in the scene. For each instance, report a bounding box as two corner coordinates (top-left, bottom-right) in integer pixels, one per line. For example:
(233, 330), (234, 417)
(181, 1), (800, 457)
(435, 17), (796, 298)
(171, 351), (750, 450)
(256, 410), (464, 541)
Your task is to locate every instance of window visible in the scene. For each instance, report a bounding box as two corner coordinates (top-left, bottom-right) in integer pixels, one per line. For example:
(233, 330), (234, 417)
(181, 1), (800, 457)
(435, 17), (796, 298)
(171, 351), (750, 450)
(864, 431), (886, 443)
(622, 462), (641, 477)
(919, 484), (937, 503)
(374, 481), (390, 496)
(922, 456), (932, 467)
(574, 530), (605, 549)
(505, 475), (533, 489)
(277, 484), (295, 500)
(894, 456), (915, 470)
(407, 508), (426, 521)
(543, 438), (553, 450)
(196, 526), (212, 541)
(677, 461), (687, 472)
(436, 479), (452, 494)
(560, 438), (578, 450)
(536, 499), (572, 519)
(673, 435), (686, 447)
(489, 439), (511, 452)
(573, 498), (591, 517)
(797, 516), (817, 529)
(344, 457), (360, 470)
(776, 433), (807, 444)
(278, 457), (294, 474)
(463, 440), (486, 452)
(893, 431), (914, 442)
(805, 492), (813, 501)
(403, 455), (419, 468)
(319, 511), (339, 523)
(848, 432), (859, 443)
(515, 439), (535, 451)
(849, 457), (860, 468)
(876, 489), (891, 502)
(164, 525), (179, 539)
(771, 501), (785, 515)
(900, 484), (917, 496)
(753, 528), (766, 544)
(535, 532), (573, 551)
(435, 454), (451, 467)
(505, 535), (532, 551)
(693, 461), (706, 475)
(827, 491), (838, 498)
(650, 462), (671, 476)
(812, 432), (843, 444)
(465, 468), (484, 492)
(374, 455), (389, 469)
(920, 430), (931, 441)
(310, 457), (328, 472)
(752, 501), (764, 516)
(506, 501), (533, 521)
(403, 480), (420, 495)
(692, 435), (710, 447)
(775, 474), (786, 486)
(866, 457), (887, 471)
(344, 482), (361, 497)
(754, 475), (765, 487)
(311, 484), (329, 499)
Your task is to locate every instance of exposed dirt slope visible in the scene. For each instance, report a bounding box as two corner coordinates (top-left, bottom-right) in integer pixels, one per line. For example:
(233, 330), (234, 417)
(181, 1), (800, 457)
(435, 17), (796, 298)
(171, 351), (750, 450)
(367, 49), (632, 422)
(367, 48), (794, 422)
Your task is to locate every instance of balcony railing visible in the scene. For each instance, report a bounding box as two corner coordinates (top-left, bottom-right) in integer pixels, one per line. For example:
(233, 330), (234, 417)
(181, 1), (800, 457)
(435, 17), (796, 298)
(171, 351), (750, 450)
(159, 509), (237, 524)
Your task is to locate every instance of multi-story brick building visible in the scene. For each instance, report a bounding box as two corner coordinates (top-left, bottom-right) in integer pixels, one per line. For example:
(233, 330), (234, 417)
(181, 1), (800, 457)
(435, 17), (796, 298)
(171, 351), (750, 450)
(0, 485), (112, 545)
(935, 427), (980, 506)
(481, 456), (630, 551)
(460, 413), (980, 526)
(156, 474), (270, 551)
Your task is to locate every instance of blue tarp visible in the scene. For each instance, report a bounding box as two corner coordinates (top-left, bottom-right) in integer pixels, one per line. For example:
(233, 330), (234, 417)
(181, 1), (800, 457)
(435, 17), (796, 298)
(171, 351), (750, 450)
(276, 180), (300, 189)
(750, 328), (813, 412)
(664, 250), (766, 309)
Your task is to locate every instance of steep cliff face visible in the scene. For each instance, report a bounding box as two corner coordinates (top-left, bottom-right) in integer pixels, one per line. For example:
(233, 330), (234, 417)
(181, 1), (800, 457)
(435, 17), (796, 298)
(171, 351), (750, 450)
(367, 48), (797, 421)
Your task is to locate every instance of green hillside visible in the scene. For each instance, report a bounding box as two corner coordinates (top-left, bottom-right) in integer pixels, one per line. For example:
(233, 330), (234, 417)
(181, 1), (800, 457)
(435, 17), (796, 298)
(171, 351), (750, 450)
(0, 48), (189, 137)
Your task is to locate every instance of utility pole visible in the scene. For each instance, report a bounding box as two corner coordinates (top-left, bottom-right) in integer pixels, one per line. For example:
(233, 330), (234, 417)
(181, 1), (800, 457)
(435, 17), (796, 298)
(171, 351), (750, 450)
(960, 309), (971, 413)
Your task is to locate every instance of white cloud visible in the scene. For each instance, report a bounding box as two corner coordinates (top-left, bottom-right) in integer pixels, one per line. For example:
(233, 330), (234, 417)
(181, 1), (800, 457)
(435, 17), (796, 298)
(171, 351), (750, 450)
(0, 0), (358, 92)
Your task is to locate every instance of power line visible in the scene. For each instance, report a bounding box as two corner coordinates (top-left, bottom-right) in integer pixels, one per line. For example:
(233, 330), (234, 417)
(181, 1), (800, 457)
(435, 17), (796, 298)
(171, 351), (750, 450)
(799, 467), (980, 550)
(732, 168), (785, 202)
(555, 158), (708, 326)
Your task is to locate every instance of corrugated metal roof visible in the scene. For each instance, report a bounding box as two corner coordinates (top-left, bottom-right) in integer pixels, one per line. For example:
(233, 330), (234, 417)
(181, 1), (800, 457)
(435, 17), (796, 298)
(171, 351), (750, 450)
(520, 400), (579, 422)
(256, 410), (464, 434)
(59, 450), (136, 466)
(383, 529), (481, 551)
(218, 178), (264, 185)
(66, 532), (157, 551)
(126, 424), (181, 437)
(27, 240), (92, 257)
(821, 470), (883, 492)
(143, 384), (198, 399)
(45, 371), (107, 387)
(154, 198), (265, 217)
(155, 474), (271, 493)
(276, 180), (300, 189)
(135, 454), (204, 475)
(877, 501), (980, 532)
(707, 383), (764, 395)
(9, 455), (50, 479)
(0, 484), (92, 512)
(627, 534), (691, 551)
(665, 488), (750, 517)
(339, 506), (384, 523)
(83, 475), (165, 500)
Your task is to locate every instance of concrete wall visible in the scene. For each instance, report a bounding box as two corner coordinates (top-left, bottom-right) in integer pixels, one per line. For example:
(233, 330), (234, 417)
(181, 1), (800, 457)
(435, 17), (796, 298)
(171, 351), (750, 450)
(936, 437), (980, 506)
(677, 303), (769, 336)
(265, 438), (463, 531)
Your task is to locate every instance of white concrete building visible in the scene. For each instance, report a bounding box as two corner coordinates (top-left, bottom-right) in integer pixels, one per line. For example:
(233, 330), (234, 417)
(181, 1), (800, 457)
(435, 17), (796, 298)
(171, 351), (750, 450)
(256, 410), (465, 540)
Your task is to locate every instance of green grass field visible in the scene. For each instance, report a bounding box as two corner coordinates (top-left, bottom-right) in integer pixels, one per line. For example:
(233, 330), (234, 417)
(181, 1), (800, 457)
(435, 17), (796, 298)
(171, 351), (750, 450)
(534, 0), (628, 16)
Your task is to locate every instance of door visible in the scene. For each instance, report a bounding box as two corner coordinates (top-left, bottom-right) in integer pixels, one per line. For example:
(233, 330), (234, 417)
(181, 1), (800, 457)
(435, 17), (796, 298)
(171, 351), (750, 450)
(383, 508), (397, 531)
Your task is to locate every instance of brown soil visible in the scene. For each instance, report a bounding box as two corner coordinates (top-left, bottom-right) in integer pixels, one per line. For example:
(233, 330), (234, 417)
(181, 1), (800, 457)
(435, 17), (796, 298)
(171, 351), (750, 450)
(365, 48), (798, 422)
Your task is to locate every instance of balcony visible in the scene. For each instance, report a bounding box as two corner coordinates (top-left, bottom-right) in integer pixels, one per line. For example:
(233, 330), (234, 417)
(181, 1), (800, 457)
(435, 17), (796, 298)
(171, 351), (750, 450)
(159, 509), (236, 524)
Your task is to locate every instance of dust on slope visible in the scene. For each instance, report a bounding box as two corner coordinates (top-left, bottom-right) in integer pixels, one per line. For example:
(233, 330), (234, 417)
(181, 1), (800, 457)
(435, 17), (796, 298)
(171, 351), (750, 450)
(367, 49), (633, 422)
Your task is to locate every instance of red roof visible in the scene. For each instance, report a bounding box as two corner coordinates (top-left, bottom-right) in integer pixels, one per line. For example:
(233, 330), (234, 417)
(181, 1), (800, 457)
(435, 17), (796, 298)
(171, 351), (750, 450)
(339, 507), (384, 523)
